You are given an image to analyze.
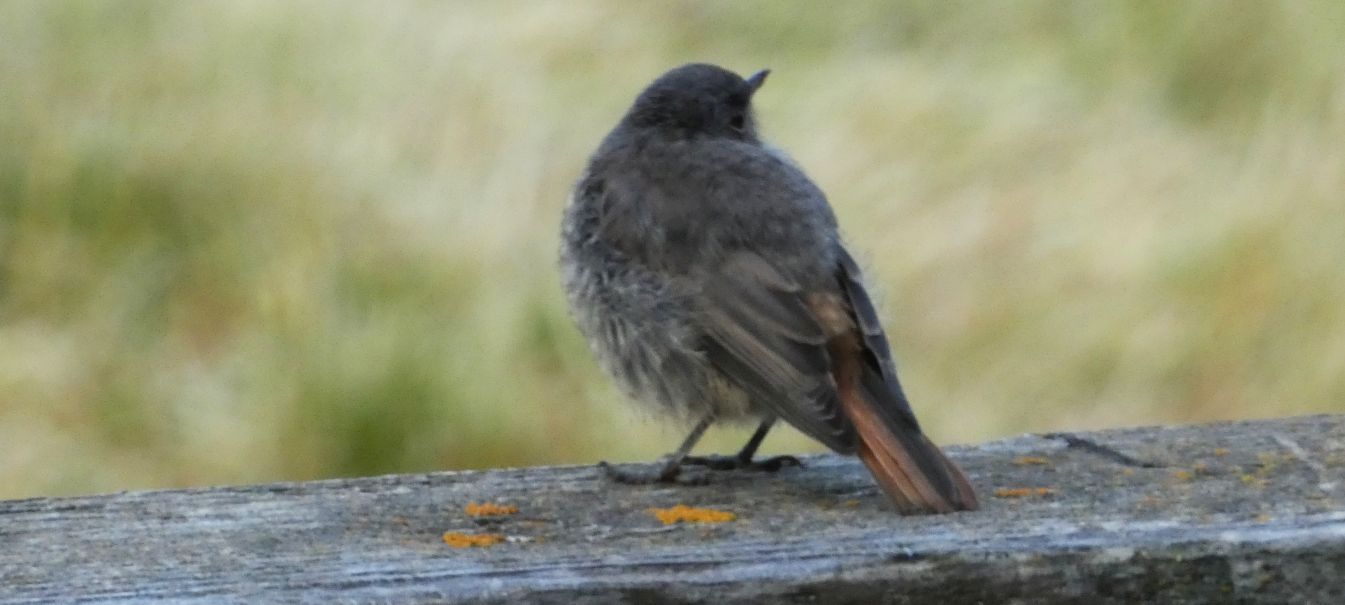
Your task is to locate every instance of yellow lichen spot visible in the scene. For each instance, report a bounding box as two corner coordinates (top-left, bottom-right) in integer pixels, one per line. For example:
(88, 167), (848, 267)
(1013, 456), (1051, 466)
(442, 532), (505, 548)
(1241, 474), (1267, 487)
(1213, 448), (1230, 457)
(993, 487), (1055, 498)
(648, 504), (736, 525)
(1169, 469), (1193, 482)
(1254, 513), (1274, 523)
(843, 500), (861, 508)
(465, 502), (519, 517)
(1121, 468), (1136, 476)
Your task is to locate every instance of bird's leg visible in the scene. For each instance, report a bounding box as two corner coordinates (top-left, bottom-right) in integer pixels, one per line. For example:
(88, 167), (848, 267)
(600, 414), (714, 484)
(683, 417), (802, 472)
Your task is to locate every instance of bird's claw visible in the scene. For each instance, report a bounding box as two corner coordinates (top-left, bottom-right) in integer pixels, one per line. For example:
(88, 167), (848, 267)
(598, 460), (710, 485)
(682, 454), (803, 472)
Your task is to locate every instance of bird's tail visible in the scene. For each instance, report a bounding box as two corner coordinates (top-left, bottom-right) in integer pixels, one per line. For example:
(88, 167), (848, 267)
(836, 363), (979, 514)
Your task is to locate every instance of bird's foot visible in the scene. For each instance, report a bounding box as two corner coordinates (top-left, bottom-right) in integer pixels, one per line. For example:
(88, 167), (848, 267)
(597, 460), (710, 485)
(682, 454), (803, 472)
(598, 453), (801, 486)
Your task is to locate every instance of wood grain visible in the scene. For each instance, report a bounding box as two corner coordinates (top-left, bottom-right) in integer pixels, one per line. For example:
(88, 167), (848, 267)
(3, 415), (1344, 603)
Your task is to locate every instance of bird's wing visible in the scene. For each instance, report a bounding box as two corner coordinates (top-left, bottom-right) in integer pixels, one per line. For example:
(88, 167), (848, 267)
(701, 247), (978, 513)
(698, 251), (857, 452)
(833, 247), (921, 430)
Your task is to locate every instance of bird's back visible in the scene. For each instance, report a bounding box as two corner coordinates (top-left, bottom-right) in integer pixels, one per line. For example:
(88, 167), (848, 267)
(561, 128), (840, 423)
(576, 128), (842, 283)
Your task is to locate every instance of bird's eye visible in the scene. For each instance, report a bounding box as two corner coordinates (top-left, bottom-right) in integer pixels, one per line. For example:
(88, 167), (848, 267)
(729, 114), (745, 131)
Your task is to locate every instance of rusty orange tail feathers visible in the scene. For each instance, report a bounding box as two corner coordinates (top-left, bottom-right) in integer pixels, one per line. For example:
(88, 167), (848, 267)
(844, 395), (979, 514)
(831, 339), (978, 514)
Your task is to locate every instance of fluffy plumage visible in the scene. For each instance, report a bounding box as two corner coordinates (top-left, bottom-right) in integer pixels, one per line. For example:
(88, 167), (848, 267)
(561, 63), (977, 513)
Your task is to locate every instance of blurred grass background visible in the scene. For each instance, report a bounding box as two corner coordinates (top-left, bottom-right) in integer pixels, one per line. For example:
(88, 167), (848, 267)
(2, 0), (1343, 499)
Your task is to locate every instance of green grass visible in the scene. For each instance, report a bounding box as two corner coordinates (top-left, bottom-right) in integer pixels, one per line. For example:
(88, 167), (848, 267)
(2, 0), (1343, 498)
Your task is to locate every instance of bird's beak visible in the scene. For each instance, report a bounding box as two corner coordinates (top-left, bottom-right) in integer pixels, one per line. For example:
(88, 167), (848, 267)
(746, 69), (770, 93)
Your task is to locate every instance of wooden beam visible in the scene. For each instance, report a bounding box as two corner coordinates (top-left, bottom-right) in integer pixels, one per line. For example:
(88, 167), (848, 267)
(3, 415), (1344, 603)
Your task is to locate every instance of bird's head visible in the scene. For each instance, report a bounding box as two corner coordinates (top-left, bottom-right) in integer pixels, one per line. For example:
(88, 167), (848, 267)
(621, 63), (769, 142)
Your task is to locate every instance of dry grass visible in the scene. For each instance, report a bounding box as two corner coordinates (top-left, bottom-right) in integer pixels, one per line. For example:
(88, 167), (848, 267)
(2, 0), (1343, 498)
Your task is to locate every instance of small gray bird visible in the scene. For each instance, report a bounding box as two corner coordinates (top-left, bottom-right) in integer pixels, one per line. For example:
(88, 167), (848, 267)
(560, 63), (978, 514)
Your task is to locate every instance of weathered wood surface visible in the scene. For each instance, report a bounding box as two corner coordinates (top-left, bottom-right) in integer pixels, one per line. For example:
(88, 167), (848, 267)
(3, 415), (1345, 604)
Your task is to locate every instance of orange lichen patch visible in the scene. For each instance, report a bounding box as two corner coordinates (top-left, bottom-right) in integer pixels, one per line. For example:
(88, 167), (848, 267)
(993, 487), (1055, 498)
(648, 505), (736, 525)
(442, 532), (506, 548)
(465, 502), (519, 517)
(1213, 448), (1230, 457)
(1013, 456), (1051, 466)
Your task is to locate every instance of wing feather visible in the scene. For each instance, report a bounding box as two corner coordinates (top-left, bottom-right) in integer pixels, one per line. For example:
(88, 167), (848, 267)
(699, 252), (856, 452)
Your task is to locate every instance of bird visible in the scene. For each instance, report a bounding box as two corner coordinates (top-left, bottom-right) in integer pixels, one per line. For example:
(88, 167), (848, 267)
(559, 63), (978, 514)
